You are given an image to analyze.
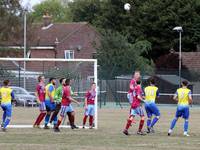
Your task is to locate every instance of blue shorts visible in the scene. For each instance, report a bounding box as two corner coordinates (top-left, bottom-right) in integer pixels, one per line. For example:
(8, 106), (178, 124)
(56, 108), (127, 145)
(130, 106), (144, 117)
(175, 106), (189, 119)
(45, 100), (56, 111)
(85, 104), (95, 116)
(60, 104), (74, 117)
(145, 102), (160, 118)
(1, 104), (12, 117)
(39, 102), (46, 111)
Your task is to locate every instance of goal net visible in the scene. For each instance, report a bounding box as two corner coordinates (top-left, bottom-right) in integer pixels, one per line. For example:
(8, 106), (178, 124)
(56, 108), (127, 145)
(0, 58), (98, 129)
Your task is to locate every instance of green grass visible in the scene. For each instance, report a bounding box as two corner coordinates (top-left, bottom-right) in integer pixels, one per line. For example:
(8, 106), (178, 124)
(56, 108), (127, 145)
(0, 106), (200, 150)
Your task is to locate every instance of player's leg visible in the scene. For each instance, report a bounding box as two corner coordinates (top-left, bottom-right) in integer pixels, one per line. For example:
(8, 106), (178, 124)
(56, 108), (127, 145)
(168, 107), (181, 136)
(50, 103), (57, 127)
(33, 102), (46, 128)
(83, 106), (89, 128)
(1, 105), (6, 127)
(149, 104), (160, 132)
(145, 104), (152, 133)
(137, 107), (146, 135)
(89, 105), (95, 129)
(50, 103), (61, 126)
(67, 105), (78, 129)
(2, 104), (12, 131)
(183, 107), (190, 136)
(54, 106), (66, 132)
(123, 109), (136, 135)
(44, 101), (52, 129)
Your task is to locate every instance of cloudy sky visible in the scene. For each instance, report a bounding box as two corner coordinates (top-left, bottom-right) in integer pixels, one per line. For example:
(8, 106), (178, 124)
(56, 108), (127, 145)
(20, 0), (44, 9)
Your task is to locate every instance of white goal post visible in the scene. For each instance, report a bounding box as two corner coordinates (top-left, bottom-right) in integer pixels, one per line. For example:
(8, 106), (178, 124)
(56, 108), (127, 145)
(0, 58), (98, 129)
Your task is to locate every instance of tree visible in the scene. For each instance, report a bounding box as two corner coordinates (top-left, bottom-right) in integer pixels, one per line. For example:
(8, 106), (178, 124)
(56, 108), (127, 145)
(31, 0), (72, 22)
(96, 30), (153, 79)
(0, 0), (23, 42)
(69, 0), (200, 59)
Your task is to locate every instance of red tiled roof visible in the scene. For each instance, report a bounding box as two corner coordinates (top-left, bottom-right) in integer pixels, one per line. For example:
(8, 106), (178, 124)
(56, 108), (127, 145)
(156, 52), (200, 70)
(0, 22), (89, 47)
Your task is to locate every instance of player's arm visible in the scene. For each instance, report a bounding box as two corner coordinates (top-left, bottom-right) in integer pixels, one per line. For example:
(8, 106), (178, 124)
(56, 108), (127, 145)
(173, 91), (178, 102)
(130, 82), (134, 91)
(156, 89), (160, 99)
(35, 87), (40, 103)
(188, 91), (193, 105)
(84, 97), (88, 109)
(69, 96), (80, 105)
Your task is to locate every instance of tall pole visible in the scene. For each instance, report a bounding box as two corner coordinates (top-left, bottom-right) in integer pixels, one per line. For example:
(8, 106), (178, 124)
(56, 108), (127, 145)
(23, 10), (27, 89)
(179, 31), (182, 88)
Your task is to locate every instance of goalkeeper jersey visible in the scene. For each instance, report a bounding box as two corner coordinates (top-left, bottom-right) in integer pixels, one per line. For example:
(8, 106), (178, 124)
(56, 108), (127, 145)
(54, 85), (63, 103)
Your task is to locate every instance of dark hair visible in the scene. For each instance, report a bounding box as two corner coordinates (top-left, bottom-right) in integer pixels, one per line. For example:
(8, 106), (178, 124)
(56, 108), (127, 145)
(149, 78), (155, 85)
(59, 78), (65, 84)
(182, 80), (188, 86)
(38, 75), (44, 82)
(136, 80), (141, 85)
(65, 78), (71, 86)
(3, 80), (10, 86)
(49, 77), (56, 83)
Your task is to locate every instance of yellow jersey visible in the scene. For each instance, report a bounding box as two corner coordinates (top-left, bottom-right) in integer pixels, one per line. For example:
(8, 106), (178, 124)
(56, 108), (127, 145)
(45, 83), (55, 100)
(144, 86), (159, 103)
(0, 87), (14, 104)
(176, 88), (191, 106)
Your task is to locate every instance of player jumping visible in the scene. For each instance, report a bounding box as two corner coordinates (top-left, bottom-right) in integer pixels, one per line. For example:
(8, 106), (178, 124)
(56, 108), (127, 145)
(0, 80), (15, 132)
(82, 82), (96, 129)
(33, 75), (46, 128)
(168, 80), (192, 137)
(123, 80), (146, 135)
(144, 78), (160, 133)
(54, 79), (80, 132)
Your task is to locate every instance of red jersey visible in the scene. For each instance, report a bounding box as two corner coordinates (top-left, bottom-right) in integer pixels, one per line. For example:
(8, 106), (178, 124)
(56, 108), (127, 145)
(85, 90), (96, 105)
(131, 85), (142, 109)
(61, 86), (71, 106)
(36, 83), (45, 102)
(128, 79), (136, 93)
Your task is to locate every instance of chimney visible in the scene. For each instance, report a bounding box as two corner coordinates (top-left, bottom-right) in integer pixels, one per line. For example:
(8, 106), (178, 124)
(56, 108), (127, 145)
(43, 12), (52, 27)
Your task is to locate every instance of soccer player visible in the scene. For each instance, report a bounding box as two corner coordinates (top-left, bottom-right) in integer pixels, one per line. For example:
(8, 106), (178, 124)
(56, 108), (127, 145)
(168, 80), (192, 137)
(0, 80), (14, 131)
(33, 75), (46, 128)
(127, 71), (141, 104)
(44, 77), (57, 129)
(82, 82), (96, 129)
(144, 78), (160, 133)
(123, 80), (146, 135)
(54, 79), (80, 132)
(49, 78), (66, 127)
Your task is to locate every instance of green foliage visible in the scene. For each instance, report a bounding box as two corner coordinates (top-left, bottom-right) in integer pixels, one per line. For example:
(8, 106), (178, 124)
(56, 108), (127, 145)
(97, 30), (153, 79)
(31, 0), (72, 22)
(69, 0), (200, 59)
(0, 0), (23, 41)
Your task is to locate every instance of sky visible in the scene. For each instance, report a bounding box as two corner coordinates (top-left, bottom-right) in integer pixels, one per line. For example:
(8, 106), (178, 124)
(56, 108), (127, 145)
(20, 0), (44, 10)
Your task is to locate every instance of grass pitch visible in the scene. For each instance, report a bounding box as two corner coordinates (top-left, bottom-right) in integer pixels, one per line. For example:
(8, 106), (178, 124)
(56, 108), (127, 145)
(0, 106), (200, 150)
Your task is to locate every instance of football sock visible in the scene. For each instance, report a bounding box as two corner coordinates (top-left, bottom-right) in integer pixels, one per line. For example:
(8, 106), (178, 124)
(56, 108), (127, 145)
(151, 117), (159, 127)
(89, 116), (93, 126)
(53, 115), (58, 125)
(45, 114), (50, 125)
(138, 119), (144, 132)
(56, 119), (62, 128)
(125, 119), (132, 130)
(4, 118), (10, 128)
(147, 118), (151, 127)
(50, 110), (59, 123)
(37, 112), (46, 125)
(170, 118), (177, 130)
(184, 120), (189, 132)
(34, 113), (44, 125)
(2, 112), (6, 123)
(83, 115), (88, 126)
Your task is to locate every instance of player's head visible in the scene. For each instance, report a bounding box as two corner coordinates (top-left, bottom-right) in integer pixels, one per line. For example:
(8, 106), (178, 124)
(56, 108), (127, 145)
(38, 75), (45, 83)
(65, 78), (71, 86)
(59, 78), (66, 85)
(91, 82), (96, 90)
(133, 70), (141, 81)
(149, 77), (155, 85)
(182, 80), (188, 87)
(49, 77), (56, 85)
(3, 79), (10, 86)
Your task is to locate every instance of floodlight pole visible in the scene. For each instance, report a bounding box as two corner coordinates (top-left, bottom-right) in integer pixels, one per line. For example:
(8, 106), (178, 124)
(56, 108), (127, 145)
(173, 26), (183, 88)
(23, 9), (27, 89)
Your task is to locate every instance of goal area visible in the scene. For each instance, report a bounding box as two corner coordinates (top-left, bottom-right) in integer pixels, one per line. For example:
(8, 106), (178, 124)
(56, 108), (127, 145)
(0, 58), (98, 129)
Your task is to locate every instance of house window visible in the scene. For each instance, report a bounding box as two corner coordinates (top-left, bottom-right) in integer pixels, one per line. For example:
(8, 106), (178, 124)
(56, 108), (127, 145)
(64, 50), (74, 59)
